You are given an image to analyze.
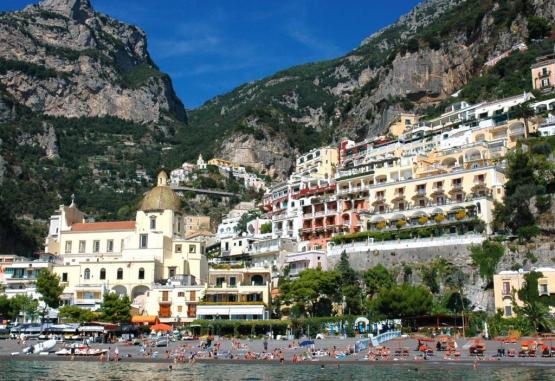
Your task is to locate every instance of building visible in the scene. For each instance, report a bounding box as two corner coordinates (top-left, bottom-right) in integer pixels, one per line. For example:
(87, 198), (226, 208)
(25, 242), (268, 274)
(3, 254), (57, 301)
(539, 114), (555, 136)
(293, 146), (339, 179)
(142, 275), (205, 323)
(196, 267), (271, 320)
(388, 113), (420, 137)
(493, 268), (555, 318)
(196, 154), (207, 170)
(184, 215), (211, 233)
(284, 250), (327, 278)
(531, 55), (555, 91)
(44, 171), (209, 315)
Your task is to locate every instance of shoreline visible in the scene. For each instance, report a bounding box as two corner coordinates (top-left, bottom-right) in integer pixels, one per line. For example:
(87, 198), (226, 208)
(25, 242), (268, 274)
(3, 354), (555, 368)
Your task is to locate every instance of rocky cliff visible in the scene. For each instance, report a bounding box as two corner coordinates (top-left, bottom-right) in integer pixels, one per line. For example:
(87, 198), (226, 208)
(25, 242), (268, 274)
(0, 0), (188, 255)
(0, 0), (185, 123)
(188, 0), (554, 179)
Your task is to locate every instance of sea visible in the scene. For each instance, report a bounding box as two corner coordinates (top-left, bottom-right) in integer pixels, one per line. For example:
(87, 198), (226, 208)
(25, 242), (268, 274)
(1, 361), (555, 381)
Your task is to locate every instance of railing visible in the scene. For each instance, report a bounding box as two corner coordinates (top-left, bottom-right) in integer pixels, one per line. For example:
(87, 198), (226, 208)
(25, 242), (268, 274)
(328, 234), (485, 255)
(370, 330), (401, 347)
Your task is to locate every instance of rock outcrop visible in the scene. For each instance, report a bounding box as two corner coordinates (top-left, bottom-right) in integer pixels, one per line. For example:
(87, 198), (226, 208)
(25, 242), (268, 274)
(0, 0), (185, 123)
(190, 0), (555, 179)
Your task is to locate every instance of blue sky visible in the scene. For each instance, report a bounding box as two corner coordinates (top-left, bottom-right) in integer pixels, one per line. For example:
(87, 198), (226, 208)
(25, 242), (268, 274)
(4, 0), (421, 108)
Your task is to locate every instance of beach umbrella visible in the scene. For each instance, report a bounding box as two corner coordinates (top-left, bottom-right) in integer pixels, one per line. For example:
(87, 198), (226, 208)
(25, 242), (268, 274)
(150, 323), (172, 332)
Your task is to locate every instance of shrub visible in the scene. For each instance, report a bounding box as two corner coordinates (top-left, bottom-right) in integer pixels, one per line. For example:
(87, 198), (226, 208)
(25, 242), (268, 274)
(418, 216), (428, 225)
(434, 214), (445, 223)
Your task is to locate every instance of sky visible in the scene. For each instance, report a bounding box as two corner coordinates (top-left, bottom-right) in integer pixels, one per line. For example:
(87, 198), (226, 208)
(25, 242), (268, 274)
(3, 0), (421, 109)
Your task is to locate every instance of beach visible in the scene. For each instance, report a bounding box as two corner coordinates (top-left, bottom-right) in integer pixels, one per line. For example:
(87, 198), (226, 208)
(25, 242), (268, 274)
(3, 336), (555, 367)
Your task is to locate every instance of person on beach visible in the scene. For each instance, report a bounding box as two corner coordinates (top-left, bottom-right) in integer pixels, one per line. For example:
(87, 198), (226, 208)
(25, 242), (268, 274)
(279, 351), (285, 365)
(114, 347), (119, 362)
(263, 338), (268, 352)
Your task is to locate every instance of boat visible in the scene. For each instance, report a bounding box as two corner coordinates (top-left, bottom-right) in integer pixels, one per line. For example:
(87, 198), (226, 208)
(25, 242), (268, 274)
(55, 348), (108, 356)
(22, 339), (57, 354)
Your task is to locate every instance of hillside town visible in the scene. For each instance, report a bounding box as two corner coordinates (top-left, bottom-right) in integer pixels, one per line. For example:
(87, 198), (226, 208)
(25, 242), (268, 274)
(2, 82), (555, 327)
(2, 0), (555, 375)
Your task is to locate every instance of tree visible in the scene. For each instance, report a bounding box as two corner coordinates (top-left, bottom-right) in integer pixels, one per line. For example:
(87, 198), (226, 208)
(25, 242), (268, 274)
(58, 305), (96, 323)
(5, 294), (39, 322)
(371, 284), (433, 319)
(512, 102), (534, 138)
(514, 271), (552, 333)
(336, 251), (362, 315)
(36, 269), (64, 312)
(279, 269), (342, 317)
(527, 16), (552, 41)
(363, 264), (395, 298)
(470, 240), (505, 287)
(260, 222), (272, 234)
(234, 210), (262, 234)
(99, 292), (131, 323)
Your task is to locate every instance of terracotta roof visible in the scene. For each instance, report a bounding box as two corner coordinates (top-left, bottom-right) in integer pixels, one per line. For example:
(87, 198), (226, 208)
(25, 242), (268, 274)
(185, 230), (214, 239)
(71, 221), (135, 231)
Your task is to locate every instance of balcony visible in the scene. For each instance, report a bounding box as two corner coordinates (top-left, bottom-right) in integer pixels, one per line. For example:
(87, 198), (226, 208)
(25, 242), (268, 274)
(509, 127), (525, 136)
(538, 70), (551, 79)
(159, 297), (172, 304)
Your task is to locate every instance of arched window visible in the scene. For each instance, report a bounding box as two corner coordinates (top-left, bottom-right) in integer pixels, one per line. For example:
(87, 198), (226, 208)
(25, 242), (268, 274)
(84, 268), (91, 280)
(251, 274), (264, 286)
(117, 268), (123, 280)
(138, 267), (145, 280)
(99, 268), (106, 280)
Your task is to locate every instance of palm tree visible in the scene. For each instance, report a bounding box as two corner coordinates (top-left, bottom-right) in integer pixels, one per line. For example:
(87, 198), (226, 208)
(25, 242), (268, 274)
(512, 102), (535, 138)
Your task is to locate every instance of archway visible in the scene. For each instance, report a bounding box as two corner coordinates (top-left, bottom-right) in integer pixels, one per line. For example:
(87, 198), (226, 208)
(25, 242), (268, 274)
(112, 285), (128, 297)
(131, 285), (150, 299)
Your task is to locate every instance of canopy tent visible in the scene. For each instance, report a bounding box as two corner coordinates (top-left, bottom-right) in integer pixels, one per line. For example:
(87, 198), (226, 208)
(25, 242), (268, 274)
(150, 323), (172, 332)
(131, 315), (159, 325)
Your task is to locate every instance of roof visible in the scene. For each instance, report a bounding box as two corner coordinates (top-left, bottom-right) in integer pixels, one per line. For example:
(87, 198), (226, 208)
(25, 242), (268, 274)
(185, 230), (214, 239)
(71, 221), (136, 231)
(140, 185), (181, 212)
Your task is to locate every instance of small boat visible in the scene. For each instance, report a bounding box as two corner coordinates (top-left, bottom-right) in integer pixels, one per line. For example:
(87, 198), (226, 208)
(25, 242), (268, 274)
(23, 339), (57, 354)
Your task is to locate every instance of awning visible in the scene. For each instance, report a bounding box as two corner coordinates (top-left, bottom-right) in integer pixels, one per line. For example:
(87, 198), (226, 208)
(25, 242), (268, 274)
(79, 326), (105, 333)
(131, 315), (159, 324)
(196, 304), (265, 316)
(370, 215), (385, 222)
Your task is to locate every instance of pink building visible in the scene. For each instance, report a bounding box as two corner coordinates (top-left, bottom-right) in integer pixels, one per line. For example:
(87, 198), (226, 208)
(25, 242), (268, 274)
(531, 56), (555, 91)
(285, 250), (327, 278)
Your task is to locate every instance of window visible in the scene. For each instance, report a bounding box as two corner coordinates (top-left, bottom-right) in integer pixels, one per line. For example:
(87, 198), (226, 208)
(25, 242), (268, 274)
(93, 240), (100, 253)
(138, 268), (145, 280)
(177, 306), (182, 313)
(229, 277), (237, 287)
(100, 268), (106, 280)
(107, 240), (114, 253)
(542, 78), (550, 88)
(62, 273), (68, 282)
(178, 292), (185, 297)
(190, 291), (196, 300)
(150, 216), (156, 230)
(117, 268), (123, 280)
(189, 245), (196, 254)
(84, 268), (91, 280)
(121, 239), (125, 251)
(65, 241), (72, 254)
(79, 240), (86, 253)
(140, 234), (148, 249)
(502, 281), (510, 295)
(168, 267), (176, 278)
(540, 283), (549, 295)
(504, 306), (512, 317)
(175, 245), (182, 253)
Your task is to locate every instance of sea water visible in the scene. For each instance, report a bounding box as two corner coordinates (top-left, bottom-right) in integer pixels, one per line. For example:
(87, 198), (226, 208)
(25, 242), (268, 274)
(1, 360), (555, 381)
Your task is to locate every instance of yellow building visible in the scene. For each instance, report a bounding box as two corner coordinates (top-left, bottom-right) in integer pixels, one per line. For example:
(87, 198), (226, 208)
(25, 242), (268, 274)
(184, 215), (211, 233)
(207, 158), (241, 171)
(493, 268), (555, 318)
(46, 171), (208, 314)
(196, 267), (272, 320)
(388, 113), (420, 137)
(294, 146), (339, 179)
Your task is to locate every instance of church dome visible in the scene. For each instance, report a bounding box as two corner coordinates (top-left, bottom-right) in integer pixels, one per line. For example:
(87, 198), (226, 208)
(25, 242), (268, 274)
(139, 171), (181, 212)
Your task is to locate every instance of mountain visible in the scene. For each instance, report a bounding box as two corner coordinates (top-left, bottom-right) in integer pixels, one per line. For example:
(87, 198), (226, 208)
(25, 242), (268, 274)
(184, 0), (555, 180)
(0, 0), (185, 123)
(0, 0), (188, 255)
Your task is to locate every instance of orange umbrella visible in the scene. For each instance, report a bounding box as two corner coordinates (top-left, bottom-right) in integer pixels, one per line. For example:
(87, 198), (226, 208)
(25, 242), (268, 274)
(150, 323), (172, 331)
